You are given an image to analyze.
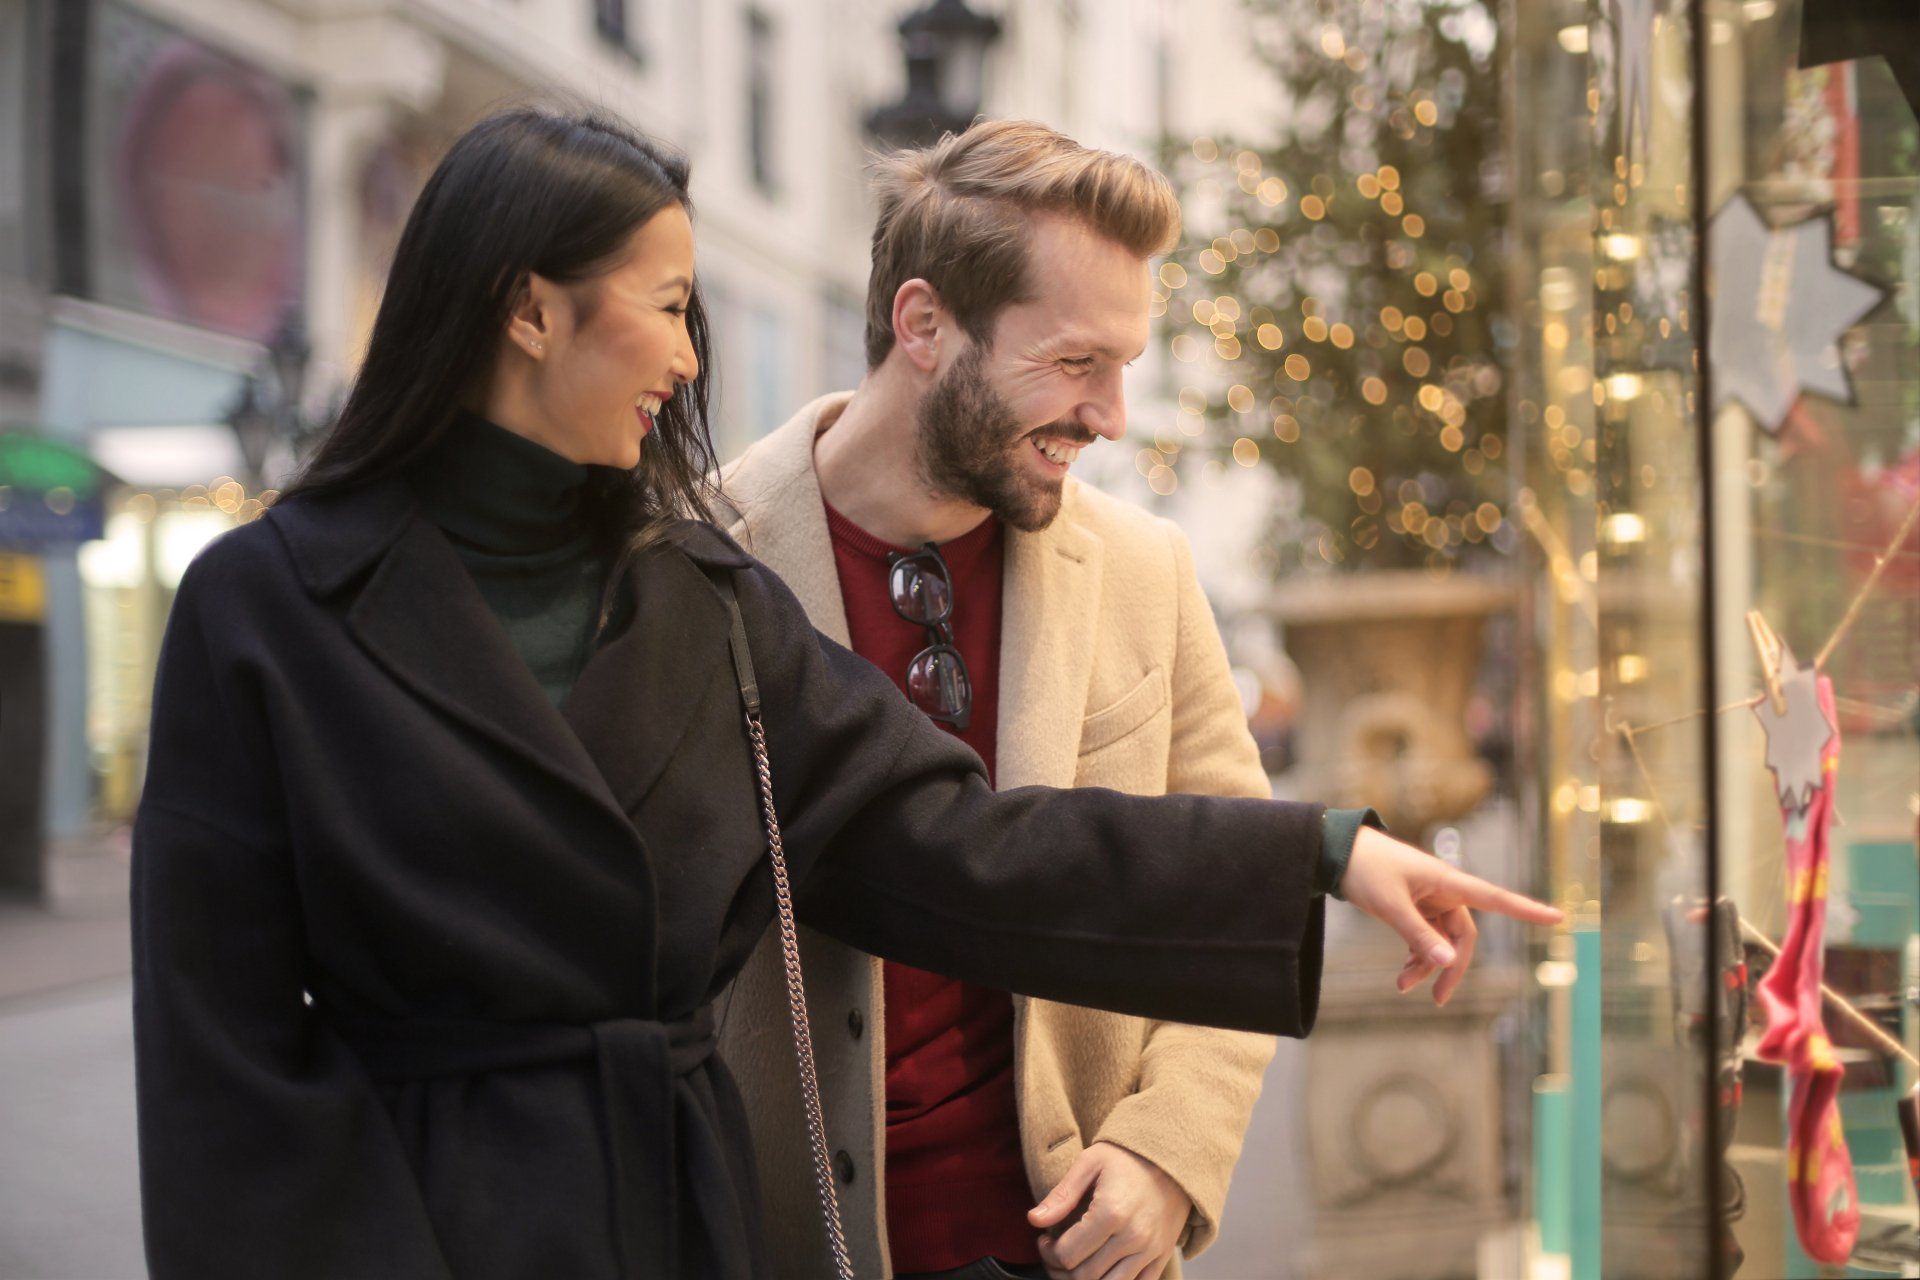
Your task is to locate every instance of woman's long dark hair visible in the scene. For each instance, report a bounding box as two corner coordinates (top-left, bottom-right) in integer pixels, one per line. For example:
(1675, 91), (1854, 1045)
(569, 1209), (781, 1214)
(286, 106), (717, 545)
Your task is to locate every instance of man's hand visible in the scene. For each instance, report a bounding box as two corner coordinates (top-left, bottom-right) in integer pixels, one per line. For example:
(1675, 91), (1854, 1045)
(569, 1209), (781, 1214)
(1340, 825), (1565, 1006)
(1026, 1141), (1189, 1280)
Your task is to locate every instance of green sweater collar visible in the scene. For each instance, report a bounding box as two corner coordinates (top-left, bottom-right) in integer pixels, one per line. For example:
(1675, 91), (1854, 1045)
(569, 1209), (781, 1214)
(410, 411), (595, 556)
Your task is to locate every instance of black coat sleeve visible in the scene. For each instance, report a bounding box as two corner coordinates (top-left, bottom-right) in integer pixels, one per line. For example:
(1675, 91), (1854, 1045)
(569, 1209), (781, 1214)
(131, 541), (451, 1280)
(729, 557), (1326, 1038)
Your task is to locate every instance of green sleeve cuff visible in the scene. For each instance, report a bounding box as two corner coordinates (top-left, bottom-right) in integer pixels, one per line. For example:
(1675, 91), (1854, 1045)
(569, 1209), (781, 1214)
(1317, 807), (1385, 899)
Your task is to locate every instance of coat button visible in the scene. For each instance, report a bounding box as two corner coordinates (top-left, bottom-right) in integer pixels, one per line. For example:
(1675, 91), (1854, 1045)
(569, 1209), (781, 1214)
(834, 1149), (856, 1184)
(847, 1008), (864, 1040)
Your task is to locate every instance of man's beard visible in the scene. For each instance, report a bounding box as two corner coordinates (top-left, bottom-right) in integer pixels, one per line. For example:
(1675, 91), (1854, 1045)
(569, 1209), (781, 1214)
(914, 344), (1087, 533)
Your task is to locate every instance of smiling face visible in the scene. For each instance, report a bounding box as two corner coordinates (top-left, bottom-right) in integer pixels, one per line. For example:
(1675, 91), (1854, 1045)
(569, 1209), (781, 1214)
(914, 214), (1151, 531)
(504, 203), (700, 469)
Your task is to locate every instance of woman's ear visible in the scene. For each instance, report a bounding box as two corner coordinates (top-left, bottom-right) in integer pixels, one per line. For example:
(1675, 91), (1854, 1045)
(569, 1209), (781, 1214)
(890, 278), (947, 375)
(505, 272), (555, 358)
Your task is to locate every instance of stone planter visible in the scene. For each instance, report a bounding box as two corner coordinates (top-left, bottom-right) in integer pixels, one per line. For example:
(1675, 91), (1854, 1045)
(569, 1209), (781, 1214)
(1270, 570), (1514, 838)
(1269, 571), (1523, 1280)
(1299, 954), (1522, 1280)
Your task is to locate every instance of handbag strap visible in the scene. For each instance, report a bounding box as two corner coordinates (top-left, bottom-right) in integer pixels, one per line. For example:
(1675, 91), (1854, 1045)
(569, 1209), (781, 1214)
(708, 566), (857, 1280)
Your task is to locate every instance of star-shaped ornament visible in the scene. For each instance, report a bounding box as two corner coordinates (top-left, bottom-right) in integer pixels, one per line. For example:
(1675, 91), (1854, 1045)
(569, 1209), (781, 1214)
(1751, 649), (1837, 815)
(1709, 194), (1885, 434)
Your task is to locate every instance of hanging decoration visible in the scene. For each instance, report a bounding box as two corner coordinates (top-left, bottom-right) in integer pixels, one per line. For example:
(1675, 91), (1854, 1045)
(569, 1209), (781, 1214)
(1749, 651), (1859, 1266)
(1588, 504), (1920, 1273)
(1612, 0), (1658, 159)
(1708, 194), (1885, 434)
(1749, 627), (1837, 812)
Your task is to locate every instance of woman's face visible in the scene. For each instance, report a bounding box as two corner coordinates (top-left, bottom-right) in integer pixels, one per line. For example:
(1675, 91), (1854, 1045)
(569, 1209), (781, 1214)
(510, 204), (700, 469)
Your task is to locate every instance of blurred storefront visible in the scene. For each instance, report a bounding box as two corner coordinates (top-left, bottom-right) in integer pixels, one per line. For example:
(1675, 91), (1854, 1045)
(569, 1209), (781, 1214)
(0, 0), (1272, 901)
(2, 0), (300, 896)
(0, 0), (908, 899)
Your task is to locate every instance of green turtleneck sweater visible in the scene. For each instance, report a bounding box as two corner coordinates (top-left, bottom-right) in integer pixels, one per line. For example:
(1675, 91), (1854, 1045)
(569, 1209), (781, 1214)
(409, 411), (620, 707)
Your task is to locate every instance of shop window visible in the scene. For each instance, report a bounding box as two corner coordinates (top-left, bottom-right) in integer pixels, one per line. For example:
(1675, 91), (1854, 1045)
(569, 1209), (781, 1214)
(594, 0), (642, 59)
(1510, 3), (1919, 1277)
(75, 483), (264, 825)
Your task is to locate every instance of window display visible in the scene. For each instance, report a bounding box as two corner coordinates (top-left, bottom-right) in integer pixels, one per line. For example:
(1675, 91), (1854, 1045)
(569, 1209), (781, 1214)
(1513, 1), (1918, 1277)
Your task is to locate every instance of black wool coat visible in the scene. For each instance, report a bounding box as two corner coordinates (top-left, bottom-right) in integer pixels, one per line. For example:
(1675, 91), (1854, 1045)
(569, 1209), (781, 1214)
(131, 477), (1328, 1280)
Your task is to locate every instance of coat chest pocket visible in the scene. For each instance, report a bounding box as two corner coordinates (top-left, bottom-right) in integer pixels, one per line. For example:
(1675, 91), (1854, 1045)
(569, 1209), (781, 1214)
(1076, 666), (1169, 756)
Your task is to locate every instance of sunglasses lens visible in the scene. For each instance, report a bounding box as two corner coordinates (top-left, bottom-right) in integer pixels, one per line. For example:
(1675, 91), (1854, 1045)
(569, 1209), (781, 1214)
(889, 557), (952, 625)
(906, 647), (970, 720)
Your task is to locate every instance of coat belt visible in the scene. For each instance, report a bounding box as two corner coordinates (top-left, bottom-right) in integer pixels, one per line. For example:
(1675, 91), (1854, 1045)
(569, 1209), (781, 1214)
(327, 1004), (719, 1278)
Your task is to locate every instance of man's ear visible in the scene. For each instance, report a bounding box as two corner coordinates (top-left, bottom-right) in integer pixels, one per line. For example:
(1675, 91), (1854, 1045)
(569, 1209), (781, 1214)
(505, 271), (556, 358)
(890, 278), (947, 374)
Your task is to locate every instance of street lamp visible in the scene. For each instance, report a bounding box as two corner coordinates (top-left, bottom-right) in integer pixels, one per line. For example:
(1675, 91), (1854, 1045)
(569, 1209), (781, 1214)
(268, 313), (311, 421)
(225, 311), (322, 488)
(866, 0), (1003, 149)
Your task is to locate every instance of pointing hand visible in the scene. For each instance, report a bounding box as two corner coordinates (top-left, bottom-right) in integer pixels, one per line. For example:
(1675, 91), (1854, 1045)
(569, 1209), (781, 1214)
(1338, 825), (1564, 1005)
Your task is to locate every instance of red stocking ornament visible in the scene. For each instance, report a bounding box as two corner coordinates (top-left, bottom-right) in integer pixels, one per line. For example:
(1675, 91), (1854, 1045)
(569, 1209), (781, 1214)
(1752, 668), (1858, 1265)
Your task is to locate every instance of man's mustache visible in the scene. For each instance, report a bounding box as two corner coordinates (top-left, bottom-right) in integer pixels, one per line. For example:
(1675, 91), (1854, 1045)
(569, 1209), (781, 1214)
(1023, 425), (1098, 447)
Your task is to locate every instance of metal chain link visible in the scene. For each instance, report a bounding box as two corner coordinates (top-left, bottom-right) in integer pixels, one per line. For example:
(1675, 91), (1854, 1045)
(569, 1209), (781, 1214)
(745, 712), (857, 1280)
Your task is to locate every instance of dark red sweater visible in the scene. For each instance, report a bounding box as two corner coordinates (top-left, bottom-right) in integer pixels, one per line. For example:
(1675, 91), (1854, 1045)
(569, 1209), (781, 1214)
(823, 500), (1041, 1273)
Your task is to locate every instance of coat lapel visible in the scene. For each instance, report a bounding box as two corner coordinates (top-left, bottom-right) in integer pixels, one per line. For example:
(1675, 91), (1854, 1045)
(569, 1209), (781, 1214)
(716, 393), (855, 646)
(995, 487), (1105, 1079)
(288, 472), (748, 837)
(345, 514), (637, 838)
(560, 538), (735, 817)
(995, 485), (1104, 791)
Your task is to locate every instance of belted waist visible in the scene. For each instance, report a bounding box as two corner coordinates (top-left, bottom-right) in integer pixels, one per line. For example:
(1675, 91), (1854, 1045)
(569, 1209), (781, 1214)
(326, 1004), (717, 1082)
(327, 1004), (720, 1278)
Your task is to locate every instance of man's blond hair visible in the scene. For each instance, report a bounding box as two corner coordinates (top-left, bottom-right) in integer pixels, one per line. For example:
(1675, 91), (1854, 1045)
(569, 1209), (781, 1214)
(864, 119), (1181, 368)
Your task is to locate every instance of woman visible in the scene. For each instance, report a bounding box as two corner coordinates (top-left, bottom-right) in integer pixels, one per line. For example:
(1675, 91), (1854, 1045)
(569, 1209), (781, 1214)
(132, 107), (1556, 1279)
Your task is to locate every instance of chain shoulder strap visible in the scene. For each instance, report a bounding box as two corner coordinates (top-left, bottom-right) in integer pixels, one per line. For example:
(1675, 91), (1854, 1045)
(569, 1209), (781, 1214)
(708, 567), (857, 1280)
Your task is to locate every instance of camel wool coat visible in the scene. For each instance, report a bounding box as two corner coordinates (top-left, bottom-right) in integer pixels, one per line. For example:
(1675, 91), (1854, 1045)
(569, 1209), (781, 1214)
(714, 393), (1284, 1279)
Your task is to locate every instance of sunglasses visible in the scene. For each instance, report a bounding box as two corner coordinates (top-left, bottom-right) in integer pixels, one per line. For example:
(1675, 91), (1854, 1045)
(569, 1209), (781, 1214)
(886, 542), (973, 732)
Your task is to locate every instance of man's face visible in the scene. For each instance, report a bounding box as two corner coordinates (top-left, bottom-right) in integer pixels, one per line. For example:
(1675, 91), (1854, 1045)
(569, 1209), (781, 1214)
(914, 214), (1151, 532)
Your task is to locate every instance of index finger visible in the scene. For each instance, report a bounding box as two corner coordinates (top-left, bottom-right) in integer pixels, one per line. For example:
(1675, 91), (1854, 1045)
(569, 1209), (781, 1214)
(1448, 871), (1564, 925)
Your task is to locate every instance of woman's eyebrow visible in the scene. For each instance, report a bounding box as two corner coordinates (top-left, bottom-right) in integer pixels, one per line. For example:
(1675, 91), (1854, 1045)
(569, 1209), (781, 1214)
(655, 275), (692, 294)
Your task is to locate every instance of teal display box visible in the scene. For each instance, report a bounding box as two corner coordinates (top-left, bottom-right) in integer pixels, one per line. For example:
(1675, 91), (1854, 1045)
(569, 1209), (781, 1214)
(1572, 925), (1601, 1280)
(1534, 1073), (1571, 1257)
(1834, 840), (1920, 949)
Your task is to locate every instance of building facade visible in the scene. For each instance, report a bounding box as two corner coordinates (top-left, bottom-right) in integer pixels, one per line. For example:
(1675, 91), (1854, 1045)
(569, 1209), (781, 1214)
(0, 0), (1263, 902)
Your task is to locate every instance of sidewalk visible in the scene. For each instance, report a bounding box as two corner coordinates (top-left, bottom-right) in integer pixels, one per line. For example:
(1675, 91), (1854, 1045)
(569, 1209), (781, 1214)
(0, 871), (144, 1278)
(0, 825), (134, 1005)
(0, 976), (144, 1280)
(0, 894), (132, 1006)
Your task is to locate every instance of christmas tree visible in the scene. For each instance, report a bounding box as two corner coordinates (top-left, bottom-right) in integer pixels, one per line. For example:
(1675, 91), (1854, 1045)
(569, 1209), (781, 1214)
(1159, 0), (1512, 575)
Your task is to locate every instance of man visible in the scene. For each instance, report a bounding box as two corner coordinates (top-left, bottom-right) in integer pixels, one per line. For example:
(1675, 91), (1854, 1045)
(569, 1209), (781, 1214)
(715, 121), (1538, 1280)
